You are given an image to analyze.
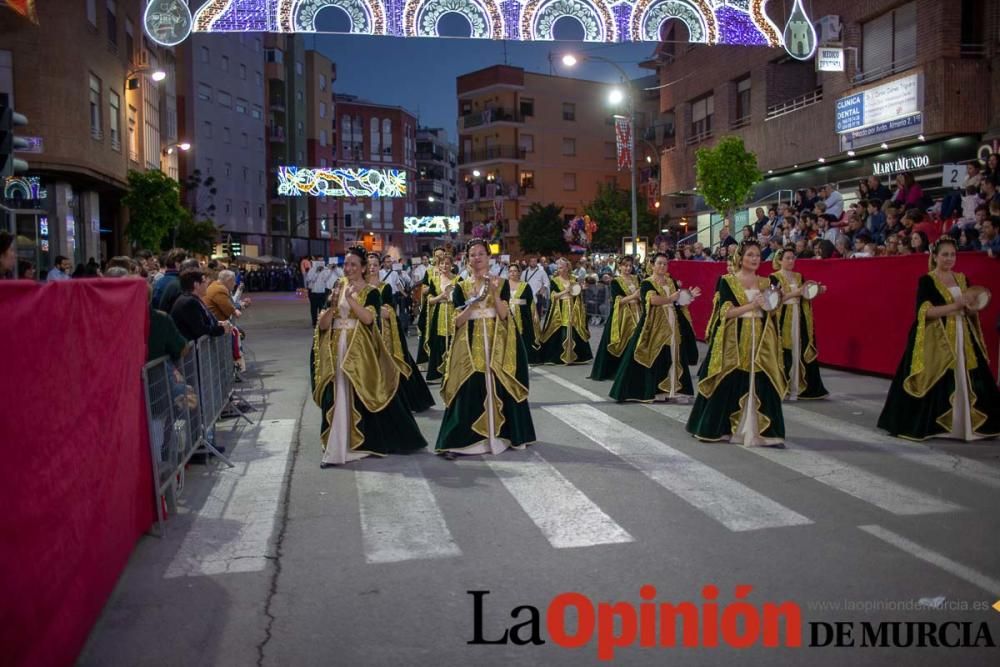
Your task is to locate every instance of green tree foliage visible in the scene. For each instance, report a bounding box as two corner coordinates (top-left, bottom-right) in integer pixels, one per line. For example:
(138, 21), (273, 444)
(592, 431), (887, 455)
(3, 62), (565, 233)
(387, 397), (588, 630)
(122, 169), (187, 251)
(583, 182), (659, 253)
(517, 203), (568, 255)
(695, 136), (761, 216)
(175, 216), (220, 256)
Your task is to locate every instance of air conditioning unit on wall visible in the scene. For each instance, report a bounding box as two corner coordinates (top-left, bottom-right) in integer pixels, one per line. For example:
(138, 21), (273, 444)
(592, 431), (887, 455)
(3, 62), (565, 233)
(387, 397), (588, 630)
(816, 15), (842, 44)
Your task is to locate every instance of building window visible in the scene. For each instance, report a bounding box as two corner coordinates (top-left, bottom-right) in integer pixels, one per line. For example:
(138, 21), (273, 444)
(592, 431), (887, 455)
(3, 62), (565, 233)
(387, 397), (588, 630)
(254, 38), (261, 52)
(382, 118), (392, 157)
(519, 97), (534, 117)
(221, 55), (229, 72)
(519, 133), (534, 153)
(604, 141), (616, 159)
(218, 91), (231, 108)
(225, 163), (232, 177)
(235, 98), (248, 114)
(258, 171), (264, 186)
(223, 126), (231, 143)
(258, 205), (264, 218)
(241, 132), (248, 148)
(127, 105), (138, 161)
(242, 167), (248, 183)
(108, 91), (120, 150)
(251, 105), (262, 120)
(735, 75), (751, 124)
(89, 74), (102, 139)
(519, 171), (535, 189)
(320, 130), (327, 146)
(265, 49), (283, 64)
(225, 198), (232, 214)
(319, 102), (326, 118)
(862, 1), (917, 79)
(106, 1), (117, 47)
(239, 64), (246, 80)
(319, 74), (326, 91)
(690, 93), (714, 139)
(296, 90), (304, 103)
(124, 18), (134, 62)
(255, 71), (262, 87)
(296, 61), (304, 75)
(86, 0), (97, 26)
(562, 102), (575, 121)
(561, 137), (576, 156)
(562, 173), (576, 191)
(200, 46), (210, 63)
(205, 158), (213, 175)
(197, 83), (211, 101)
(203, 121), (212, 138)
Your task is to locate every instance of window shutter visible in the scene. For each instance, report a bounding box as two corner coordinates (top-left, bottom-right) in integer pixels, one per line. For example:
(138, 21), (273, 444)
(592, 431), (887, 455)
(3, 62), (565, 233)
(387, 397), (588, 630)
(862, 12), (893, 75)
(893, 2), (917, 67)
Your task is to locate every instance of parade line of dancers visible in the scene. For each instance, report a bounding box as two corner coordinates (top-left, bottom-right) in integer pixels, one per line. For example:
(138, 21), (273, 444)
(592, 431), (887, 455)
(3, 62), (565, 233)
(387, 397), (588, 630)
(311, 238), (1000, 466)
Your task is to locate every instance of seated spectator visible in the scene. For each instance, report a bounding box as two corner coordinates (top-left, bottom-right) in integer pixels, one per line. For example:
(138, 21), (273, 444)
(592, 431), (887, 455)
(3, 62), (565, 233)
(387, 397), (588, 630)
(867, 175), (893, 203)
(170, 269), (232, 341)
(833, 235), (851, 259)
(884, 235), (901, 256)
(866, 199), (886, 242)
(813, 239), (835, 259)
(104, 266), (130, 278)
(958, 227), (981, 252)
(204, 269), (241, 321)
(16, 260), (35, 280)
(912, 210), (942, 243)
(718, 226), (737, 248)
(910, 231), (930, 254)
(892, 172), (925, 209)
(794, 238), (810, 259)
(822, 183), (844, 218)
(981, 178), (1000, 209)
(691, 242), (708, 260)
(981, 216), (1000, 256)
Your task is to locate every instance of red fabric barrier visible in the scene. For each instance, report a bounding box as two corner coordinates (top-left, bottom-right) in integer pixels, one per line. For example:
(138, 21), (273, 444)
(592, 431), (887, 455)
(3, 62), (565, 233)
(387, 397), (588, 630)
(670, 254), (1000, 379)
(0, 278), (154, 667)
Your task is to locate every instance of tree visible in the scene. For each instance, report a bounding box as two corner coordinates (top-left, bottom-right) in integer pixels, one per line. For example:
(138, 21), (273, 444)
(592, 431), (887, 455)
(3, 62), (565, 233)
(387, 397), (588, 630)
(695, 136), (761, 217)
(175, 216), (219, 256)
(183, 169), (217, 221)
(583, 182), (659, 253)
(517, 203), (568, 255)
(122, 169), (187, 252)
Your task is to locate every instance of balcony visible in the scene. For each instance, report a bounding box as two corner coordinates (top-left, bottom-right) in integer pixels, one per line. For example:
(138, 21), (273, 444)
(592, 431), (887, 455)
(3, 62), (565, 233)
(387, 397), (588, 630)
(416, 150), (447, 163)
(459, 145), (526, 165)
(460, 107), (523, 130)
(459, 182), (520, 202)
(267, 125), (286, 143)
(269, 95), (286, 112)
(765, 87), (823, 121)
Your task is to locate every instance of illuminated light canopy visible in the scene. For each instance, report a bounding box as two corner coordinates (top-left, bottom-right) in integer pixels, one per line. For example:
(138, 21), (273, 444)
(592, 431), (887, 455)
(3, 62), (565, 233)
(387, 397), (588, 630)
(404, 216), (462, 234)
(167, 0), (810, 59)
(277, 167), (408, 198)
(3, 176), (47, 202)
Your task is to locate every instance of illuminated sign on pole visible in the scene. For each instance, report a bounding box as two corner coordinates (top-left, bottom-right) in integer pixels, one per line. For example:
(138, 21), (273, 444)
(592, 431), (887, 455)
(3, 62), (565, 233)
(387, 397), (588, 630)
(404, 216), (461, 234)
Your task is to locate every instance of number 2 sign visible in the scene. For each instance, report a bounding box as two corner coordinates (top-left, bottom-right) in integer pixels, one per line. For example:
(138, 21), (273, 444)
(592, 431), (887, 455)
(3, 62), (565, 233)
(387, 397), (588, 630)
(941, 164), (962, 189)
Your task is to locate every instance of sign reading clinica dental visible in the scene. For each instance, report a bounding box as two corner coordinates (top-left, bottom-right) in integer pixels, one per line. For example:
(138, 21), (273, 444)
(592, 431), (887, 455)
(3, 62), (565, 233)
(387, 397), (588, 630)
(835, 73), (922, 134)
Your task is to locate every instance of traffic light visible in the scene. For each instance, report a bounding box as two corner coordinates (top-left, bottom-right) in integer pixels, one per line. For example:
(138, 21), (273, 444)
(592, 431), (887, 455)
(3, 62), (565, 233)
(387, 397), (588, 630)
(1, 93), (30, 179)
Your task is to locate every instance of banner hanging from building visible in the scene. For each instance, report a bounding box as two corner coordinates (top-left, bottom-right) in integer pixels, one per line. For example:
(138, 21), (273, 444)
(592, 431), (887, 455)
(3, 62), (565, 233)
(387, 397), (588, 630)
(615, 117), (632, 171)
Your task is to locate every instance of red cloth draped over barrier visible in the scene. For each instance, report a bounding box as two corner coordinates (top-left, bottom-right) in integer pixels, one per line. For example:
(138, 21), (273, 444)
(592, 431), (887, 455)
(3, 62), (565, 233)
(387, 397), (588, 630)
(669, 254), (1000, 378)
(0, 279), (154, 667)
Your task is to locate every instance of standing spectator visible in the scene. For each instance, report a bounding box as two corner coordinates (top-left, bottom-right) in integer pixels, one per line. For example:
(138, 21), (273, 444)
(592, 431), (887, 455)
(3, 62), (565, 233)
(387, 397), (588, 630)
(151, 248), (188, 312)
(866, 199), (886, 242)
(47, 255), (72, 281)
(304, 261), (333, 326)
(822, 183), (844, 218)
(170, 269), (232, 341)
(752, 207), (768, 234)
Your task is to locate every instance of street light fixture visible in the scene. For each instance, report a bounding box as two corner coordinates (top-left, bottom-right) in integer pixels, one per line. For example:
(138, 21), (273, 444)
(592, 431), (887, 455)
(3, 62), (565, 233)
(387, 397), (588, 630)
(560, 51), (639, 257)
(365, 212), (373, 220)
(126, 66), (167, 90)
(163, 142), (192, 155)
(428, 196), (435, 202)
(472, 169), (481, 178)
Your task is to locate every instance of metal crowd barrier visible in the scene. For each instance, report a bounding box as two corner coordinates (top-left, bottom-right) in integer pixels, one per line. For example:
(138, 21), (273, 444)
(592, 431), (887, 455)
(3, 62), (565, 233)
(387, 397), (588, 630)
(142, 332), (246, 536)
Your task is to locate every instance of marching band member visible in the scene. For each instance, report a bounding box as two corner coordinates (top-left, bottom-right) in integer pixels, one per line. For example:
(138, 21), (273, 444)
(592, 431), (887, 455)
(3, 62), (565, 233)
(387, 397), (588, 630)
(770, 247), (829, 400)
(590, 255), (642, 380)
(878, 238), (1000, 441)
(538, 258), (592, 365)
(686, 240), (787, 447)
(313, 246), (427, 466)
(505, 263), (542, 364)
(610, 252), (700, 401)
(366, 253), (435, 412)
(436, 239), (536, 457)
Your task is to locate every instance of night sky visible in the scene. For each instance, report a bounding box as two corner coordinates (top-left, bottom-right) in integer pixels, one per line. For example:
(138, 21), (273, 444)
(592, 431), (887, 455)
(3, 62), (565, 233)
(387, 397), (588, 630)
(311, 15), (657, 142)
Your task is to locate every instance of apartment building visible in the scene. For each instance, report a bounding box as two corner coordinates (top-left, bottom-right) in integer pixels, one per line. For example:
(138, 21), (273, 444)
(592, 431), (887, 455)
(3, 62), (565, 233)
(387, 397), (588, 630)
(305, 51), (338, 253)
(415, 127), (458, 218)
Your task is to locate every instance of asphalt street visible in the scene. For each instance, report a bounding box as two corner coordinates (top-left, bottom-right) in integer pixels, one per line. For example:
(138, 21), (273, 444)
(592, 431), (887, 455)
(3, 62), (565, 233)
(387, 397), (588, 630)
(79, 292), (1000, 666)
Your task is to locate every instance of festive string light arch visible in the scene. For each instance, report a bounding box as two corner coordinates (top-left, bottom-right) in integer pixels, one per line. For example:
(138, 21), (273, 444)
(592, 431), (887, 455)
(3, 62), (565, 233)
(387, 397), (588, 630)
(151, 0), (809, 57)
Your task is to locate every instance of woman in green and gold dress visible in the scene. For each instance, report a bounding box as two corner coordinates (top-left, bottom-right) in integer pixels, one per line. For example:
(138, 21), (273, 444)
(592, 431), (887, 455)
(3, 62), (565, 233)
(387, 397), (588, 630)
(506, 263), (542, 364)
(366, 252), (435, 412)
(424, 252), (457, 383)
(686, 240), (787, 447)
(771, 247), (829, 400)
(313, 247), (427, 466)
(436, 239), (536, 457)
(416, 247), (445, 369)
(878, 238), (1000, 441)
(538, 258), (592, 365)
(610, 252), (701, 402)
(590, 255), (642, 380)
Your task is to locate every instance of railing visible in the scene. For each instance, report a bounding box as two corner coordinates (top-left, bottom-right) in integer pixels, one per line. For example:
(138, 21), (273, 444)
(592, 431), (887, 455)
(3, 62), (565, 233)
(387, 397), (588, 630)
(677, 189), (794, 246)
(959, 42), (986, 58)
(765, 88), (823, 120)
(458, 182), (520, 202)
(851, 58), (916, 86)
(730, 116), (752, 130)
(459, 145), (526, 164)
(460, 108), (523, 129)
(685, 130), (713, 146)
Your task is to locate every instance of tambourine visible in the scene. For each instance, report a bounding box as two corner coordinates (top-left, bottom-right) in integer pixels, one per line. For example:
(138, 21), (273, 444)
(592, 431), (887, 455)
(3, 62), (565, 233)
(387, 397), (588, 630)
(570, 284), (582, 297)
(442, 283), (455, 298)
(760, 286), (782, 312)
(964, 286), (991, 312)
(802, 281), (821, 300)
(675, 288), (693, 306)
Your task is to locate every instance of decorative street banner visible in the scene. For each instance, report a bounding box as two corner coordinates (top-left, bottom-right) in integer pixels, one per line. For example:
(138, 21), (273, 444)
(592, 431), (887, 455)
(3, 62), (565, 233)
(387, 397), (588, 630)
(403, 216), (461, 234)
(615, 117), (632, 171)
(276, 166), (407, 198)
(144, 1), (815, 61)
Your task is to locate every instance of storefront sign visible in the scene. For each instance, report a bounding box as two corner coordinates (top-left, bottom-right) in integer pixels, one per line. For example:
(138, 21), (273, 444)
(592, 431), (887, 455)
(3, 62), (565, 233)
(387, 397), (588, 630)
(871, 153), (930, 176)
(835, 73), (922, 134)
(839, 113), (923, 152)
(816, 48), (845, 72)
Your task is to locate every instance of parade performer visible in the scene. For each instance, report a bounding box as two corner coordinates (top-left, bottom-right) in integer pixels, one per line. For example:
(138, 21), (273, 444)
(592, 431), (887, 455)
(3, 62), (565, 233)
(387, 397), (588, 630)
(686, 240), (787, 447)
(366, 253), (435, 412)
(610, 252), (700, 401)
(416, 247), (445, 368)
(312, 246), (427, 466)
(506, 263), (542, 364)
(771, 247), (830, 400)
(436, 239), (535, 457)
(878, 238), (1000, 441)
(538, 258), (592, 365)
(424, 251), (457, 383)
(590, 255), (642, 380)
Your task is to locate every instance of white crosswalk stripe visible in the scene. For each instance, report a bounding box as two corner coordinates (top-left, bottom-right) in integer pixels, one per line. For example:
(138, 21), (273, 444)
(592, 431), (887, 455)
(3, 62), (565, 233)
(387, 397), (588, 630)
(531, 367), (608, 402)
(649, 403), (964, 516)
(545, 404), (813, 532)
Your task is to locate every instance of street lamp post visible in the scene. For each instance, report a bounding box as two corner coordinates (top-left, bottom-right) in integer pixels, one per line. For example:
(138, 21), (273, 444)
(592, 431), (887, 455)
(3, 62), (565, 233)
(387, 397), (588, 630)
(560, 54), (638, 258)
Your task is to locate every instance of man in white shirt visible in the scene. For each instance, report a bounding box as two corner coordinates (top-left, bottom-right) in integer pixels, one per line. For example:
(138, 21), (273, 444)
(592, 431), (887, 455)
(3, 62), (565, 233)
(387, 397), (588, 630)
(411, 257), (428, 284)
(822, 183), (844, 218)
(523, 255), (549, 317)
(47, 255), (72, 281)
(305, 261), (333, 325)
(379, 256), (410, 300)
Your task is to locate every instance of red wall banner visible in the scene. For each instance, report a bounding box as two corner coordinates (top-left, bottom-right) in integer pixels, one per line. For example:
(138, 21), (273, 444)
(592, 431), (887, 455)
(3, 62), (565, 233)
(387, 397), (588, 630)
(0, 278), (154, 667)
(669, 254), (1000, 379)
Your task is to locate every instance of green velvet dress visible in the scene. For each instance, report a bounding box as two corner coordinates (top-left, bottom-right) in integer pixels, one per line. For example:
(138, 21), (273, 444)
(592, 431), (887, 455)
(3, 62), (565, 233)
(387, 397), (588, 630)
(590, 275), (642, 380)
(435, 279), (536, 454)
(425, 271), (458, 383)
(610, 277), (698, 402)
(416, 271), (431, 367)
(686, 274), (787, 446)
(771, 271), (829, 400)
(312, 283), (428, 465)
(538, 275), (592, 365)
(377, 283), (434, 412)
(508, 280), (542, 365)
(878, 272), (1000, 441)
